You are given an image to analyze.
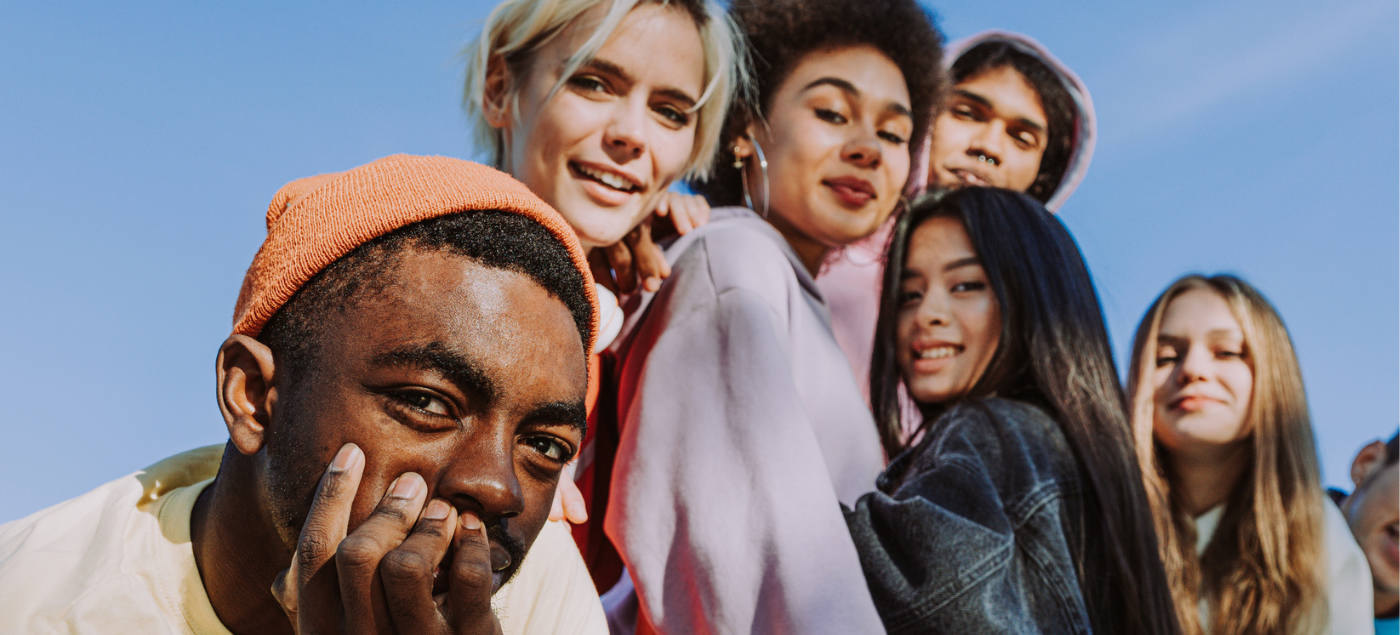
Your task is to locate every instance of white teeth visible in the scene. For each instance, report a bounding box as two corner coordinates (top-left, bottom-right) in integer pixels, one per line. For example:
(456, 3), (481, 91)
(917, 346), (958, 359)
(576, 164), (637, 192)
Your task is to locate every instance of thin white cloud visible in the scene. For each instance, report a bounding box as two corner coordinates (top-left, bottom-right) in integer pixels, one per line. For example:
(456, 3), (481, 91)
(1102, 0), (1394, 144)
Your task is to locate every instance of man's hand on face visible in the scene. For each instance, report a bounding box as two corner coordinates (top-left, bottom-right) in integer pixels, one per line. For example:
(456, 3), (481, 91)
(270, 443), (503, 635)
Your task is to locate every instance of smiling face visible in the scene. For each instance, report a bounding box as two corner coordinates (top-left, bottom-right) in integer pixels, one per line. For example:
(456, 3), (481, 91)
(927, 65), (1047, 193)
(746, 45), (913, 265)
(263, 250), (588, 593)
(493, 3), (705, 251)
(1343, 449), (1400, 610)
(1150, 289), (1255, 459)
(895, 216), (1001, 405)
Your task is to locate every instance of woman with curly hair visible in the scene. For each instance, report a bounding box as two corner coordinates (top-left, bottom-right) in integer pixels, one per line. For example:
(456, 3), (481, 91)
(1127, 274), (1373, 635)
(600, 0), (943, 632)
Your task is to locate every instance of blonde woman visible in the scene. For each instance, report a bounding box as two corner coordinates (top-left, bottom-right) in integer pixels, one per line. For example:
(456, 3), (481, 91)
(462, 0), (745, 543)
(1127, 274), (1374, 635)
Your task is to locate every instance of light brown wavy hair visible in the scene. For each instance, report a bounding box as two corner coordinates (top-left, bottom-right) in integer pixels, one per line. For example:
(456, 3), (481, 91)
(1127, 274), (1326, 635)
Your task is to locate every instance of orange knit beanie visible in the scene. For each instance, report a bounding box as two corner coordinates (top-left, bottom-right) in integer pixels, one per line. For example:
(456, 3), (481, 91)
(231, 154), (599, 354)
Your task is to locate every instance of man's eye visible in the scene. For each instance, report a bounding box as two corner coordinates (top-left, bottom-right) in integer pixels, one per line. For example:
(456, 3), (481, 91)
(395, 391), (452, 417)
(815, 108), (847, 124)
(523, 436), (573, 462)
(951, 105), (980, 120)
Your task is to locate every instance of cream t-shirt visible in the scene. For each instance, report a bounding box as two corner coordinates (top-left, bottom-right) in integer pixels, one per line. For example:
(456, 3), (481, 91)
(0, 446), (606, 635)
(1193, 500), (1374, 635)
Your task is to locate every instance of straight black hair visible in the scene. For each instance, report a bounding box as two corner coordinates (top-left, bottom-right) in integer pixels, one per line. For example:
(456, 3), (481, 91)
(869, 187), (1182, 635)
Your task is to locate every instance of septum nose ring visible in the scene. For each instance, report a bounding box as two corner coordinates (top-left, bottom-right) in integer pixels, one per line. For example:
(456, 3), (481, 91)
(977, 153), (999, 166)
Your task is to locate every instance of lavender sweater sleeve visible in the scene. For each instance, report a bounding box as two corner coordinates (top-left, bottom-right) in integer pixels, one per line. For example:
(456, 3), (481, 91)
(605, 211), (886, 635)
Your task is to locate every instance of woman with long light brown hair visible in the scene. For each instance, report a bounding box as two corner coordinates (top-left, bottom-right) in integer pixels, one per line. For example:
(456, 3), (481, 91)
(1127, 274), (1373, 635)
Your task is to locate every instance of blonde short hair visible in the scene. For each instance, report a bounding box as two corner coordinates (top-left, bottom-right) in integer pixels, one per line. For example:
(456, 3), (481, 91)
(463, 0), (746, 181)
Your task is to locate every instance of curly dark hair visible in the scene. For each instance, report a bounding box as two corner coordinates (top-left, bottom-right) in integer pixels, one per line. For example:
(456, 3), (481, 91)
(950, 41), (1076, 204)
(690, 0), (945, 205)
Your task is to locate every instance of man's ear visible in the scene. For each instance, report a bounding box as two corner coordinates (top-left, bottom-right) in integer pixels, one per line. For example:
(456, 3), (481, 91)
(482, 54), (515, 129)
(216, 334), (279, 457)
(1350, 440), (1387, 489)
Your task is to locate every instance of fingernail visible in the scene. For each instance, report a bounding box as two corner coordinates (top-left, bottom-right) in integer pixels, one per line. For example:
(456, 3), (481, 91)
(424, 499), (450, 521)
(389, 474), (422, 499)
(329, 444), (360, 473)
(461, 510), (481, 531)
(645, 277), (660, 292)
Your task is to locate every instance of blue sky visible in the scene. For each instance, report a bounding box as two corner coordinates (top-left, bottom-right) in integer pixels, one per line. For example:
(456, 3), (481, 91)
(0, 0), (1395, 523)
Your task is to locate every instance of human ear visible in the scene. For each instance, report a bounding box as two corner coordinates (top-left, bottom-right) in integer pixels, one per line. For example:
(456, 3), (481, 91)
(216, 334), (279, 456)
(1350, 440), (1387, 489)
(483, 54), (515, 129)
(732, 123), (764, 160)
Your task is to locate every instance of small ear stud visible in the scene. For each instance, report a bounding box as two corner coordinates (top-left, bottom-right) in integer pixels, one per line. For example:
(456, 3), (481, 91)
(732, 146), (744, 169)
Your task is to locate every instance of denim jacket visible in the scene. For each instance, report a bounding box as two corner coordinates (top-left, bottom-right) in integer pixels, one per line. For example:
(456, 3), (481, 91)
(844, 397), (1093, 635)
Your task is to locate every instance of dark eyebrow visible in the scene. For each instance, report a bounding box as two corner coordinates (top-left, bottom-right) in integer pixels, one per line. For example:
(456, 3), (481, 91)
(952, 88), (1045, 134)
(805, 77), (911, 120)
(582, 58), (697, 110)
(524, 400), (589, 436)
(943, 256), (982, 273)
(371, 342), (496, 405)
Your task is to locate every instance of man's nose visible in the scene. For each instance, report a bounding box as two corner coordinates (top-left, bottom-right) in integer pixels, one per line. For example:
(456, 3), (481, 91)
(967, 121), (1007, 166)
(438, 429), (524, 522)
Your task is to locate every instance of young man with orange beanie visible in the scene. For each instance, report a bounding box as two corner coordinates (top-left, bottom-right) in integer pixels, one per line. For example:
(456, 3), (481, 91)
(0, 155), (608, 635)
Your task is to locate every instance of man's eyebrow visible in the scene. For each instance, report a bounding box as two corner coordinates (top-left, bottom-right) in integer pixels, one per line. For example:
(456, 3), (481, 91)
(805, 77), (910, 119)
(583, 58), (697, 109)
(525, 400), (589, 435)
(370, 343), (496, 404)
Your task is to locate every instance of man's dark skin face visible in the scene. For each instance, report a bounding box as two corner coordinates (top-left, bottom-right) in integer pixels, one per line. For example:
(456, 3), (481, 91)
(191, 249), (589, 634)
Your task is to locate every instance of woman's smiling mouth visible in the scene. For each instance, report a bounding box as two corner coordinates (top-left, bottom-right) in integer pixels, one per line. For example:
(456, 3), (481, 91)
(570, 161), (641, 193)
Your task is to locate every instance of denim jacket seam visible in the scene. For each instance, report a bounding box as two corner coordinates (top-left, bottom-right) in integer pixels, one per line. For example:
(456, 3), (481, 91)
(884, 538), (1015, 631)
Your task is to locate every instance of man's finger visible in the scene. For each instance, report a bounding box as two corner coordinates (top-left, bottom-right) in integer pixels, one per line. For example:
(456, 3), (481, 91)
(292, 443), (365, 633)
(336, 472), (429, 635)
(445, 511), (503, 635)
(381, 498), (457, 633)
(270, 565), (298, 625)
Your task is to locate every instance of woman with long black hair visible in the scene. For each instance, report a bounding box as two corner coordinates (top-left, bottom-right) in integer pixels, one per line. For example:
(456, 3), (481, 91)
(846, 187), (1182, 634)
